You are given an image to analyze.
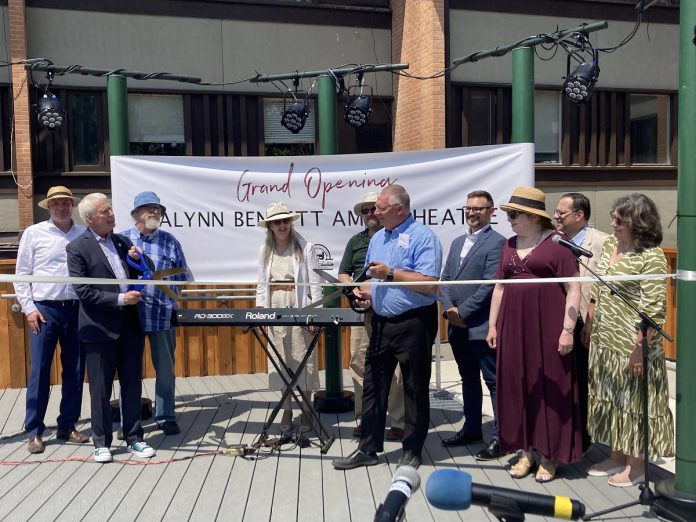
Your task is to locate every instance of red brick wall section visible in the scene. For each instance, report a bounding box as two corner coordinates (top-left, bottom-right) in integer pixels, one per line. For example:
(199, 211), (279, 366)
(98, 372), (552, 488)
(8, 0), (35, 229)
(391, 0), (446, 152)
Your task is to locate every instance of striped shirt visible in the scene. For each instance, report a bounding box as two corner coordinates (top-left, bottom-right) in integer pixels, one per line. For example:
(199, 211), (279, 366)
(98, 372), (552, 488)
(121, 227), (191, 332)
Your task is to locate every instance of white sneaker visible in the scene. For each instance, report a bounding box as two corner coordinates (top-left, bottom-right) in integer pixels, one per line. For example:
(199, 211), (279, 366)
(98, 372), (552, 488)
(129, 441), (155, 458)
(93, 447), (112, 463)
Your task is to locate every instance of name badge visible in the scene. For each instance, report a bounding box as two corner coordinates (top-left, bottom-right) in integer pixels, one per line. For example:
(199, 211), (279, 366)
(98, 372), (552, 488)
(398, 233), (410, 248)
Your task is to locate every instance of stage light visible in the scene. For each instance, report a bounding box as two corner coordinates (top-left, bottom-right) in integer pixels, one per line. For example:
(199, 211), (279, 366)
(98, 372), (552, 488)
(37, 92), (65, 130)
(281, 100), (309, 134)
(344, 95), (372, 129)
(562, 59), (599, 104)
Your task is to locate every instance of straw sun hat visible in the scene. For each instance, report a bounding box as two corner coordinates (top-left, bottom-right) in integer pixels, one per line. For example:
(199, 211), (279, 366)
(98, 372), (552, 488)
(38, 186), (80, 209)
(257, 202), (301, 228)
(499, 186), (553, 221)
(353, 192), (379, 215)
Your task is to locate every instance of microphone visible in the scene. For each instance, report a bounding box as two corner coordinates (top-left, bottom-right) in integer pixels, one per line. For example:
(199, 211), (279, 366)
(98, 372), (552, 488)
(552, 234), (593, 258)
(425, 469), (585, 520)
(374, 465), (421, 522)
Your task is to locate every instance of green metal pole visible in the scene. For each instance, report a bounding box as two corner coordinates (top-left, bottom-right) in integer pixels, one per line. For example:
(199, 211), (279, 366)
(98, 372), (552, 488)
(511, 46), (534, 144)
(314, 74), (352, 412)
(107, 75), (129, 156)
(675, 0), (696, 494)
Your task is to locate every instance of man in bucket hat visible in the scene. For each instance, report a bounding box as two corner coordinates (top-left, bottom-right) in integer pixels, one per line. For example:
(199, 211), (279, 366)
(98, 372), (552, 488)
(120, 191), (191, 436)
(14, 186), (90, 453)
(338, 192), (404, 441)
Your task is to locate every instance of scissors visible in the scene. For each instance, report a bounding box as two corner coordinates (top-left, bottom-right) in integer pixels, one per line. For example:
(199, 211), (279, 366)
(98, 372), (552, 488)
(303, 267), (371, 313)
(126, 252), (187, 300)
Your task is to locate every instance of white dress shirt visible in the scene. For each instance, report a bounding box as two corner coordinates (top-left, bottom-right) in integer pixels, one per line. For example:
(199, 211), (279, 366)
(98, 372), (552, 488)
(14, 219), (86, 315)
(459, 224), (489, 263)
(90, 229), (129, 306)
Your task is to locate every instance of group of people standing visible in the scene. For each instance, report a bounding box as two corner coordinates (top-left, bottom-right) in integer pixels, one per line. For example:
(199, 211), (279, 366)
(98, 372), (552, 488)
(15, 186), (189, 463)
(15, 180), (674, 483)
(324, 184), (672, 488)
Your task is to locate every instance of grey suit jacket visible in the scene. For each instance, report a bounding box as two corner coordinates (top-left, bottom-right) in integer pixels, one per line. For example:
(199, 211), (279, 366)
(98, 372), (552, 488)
(577, 226), (609, 321)
(441, 226), (506, 340)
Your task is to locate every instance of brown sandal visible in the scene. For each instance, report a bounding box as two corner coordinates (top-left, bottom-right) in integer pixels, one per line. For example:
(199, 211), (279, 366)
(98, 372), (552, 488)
(510, 452), (535, 479)
(535, 457), (557, 483)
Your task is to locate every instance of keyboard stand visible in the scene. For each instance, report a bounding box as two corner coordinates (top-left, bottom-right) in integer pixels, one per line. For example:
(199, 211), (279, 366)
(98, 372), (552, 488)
(245, 325), (336, 454)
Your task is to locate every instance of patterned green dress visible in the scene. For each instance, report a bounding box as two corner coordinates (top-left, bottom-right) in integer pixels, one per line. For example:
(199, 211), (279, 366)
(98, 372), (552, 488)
(587, 235), (674, 460)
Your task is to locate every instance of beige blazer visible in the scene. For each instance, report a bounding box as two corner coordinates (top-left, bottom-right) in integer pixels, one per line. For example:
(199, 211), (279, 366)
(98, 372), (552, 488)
(578, 227), (609, 321)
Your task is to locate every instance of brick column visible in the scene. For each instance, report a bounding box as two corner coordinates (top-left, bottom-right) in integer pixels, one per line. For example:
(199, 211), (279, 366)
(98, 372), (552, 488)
(8, 0), (34, 228)
(391, 0), (446, 152)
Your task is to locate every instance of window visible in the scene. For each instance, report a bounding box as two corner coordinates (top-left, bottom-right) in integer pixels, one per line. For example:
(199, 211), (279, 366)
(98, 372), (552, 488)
(468, 90), (494, 146)
(0, 86), (11, 171)
(263, 98), (315, 156)
(128, 94), (185, 155)
(68, 92), (102, 167)
(534, 90), (560, 163)
(451, 85), (511, 148)
(630, 94), (670, 164)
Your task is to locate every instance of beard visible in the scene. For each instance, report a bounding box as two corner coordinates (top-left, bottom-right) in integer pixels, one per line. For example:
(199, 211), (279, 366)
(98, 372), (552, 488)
(145, 217), (161, 230)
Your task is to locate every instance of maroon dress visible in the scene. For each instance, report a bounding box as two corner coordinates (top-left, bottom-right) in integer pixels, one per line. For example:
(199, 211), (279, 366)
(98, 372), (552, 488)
(495, 233), (583, 464)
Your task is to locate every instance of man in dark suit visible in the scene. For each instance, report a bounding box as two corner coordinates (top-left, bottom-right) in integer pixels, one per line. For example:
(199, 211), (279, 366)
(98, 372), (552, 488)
(440, 190), (505, 460)
(66, 193), (156, 463)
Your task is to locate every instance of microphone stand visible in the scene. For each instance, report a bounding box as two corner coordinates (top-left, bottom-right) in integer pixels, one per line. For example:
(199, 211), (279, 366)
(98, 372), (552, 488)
(577, 258), (684, 522)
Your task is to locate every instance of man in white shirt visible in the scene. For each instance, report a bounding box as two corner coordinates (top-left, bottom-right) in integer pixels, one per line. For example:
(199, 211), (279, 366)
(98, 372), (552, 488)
(14, 186), (90, 454)
(554, 192), (608, 451)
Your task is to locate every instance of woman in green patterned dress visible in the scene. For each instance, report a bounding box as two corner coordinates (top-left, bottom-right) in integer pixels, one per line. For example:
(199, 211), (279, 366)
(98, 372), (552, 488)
(581, 193), (674, 487)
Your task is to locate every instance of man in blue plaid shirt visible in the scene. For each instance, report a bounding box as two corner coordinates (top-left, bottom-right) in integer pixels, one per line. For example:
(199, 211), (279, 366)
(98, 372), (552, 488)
(121, 191), (191, 435)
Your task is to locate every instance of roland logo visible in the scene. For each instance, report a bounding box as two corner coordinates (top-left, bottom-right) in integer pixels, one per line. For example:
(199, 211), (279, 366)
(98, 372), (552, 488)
(246, 311), (277, 320)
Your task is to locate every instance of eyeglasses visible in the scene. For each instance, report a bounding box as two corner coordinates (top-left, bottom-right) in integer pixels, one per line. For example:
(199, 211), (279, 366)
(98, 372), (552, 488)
(506, 210), (526, 220)
(361, 206), (377, 215)
(553, 209), (574, 218)
(609, 212), (626, 226)
(140, 204), (162, 214)
(463, 206), (492, 214)
(375, 203), (399, 213)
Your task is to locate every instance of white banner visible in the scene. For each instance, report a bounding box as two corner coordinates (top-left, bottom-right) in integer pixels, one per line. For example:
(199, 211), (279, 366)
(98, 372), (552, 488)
(111, 144), (534, 282)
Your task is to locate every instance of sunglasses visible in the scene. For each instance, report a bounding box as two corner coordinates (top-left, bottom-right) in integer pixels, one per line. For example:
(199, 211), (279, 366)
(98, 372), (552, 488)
(506, 210), (527, 220)
(271, 218), (292, 225)
(361, 206), (377, 215)
(609, 212), (627, 226)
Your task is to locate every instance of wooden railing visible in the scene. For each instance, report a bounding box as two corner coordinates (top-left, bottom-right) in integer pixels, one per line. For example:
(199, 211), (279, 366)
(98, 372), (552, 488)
(0, 250), (678, 388)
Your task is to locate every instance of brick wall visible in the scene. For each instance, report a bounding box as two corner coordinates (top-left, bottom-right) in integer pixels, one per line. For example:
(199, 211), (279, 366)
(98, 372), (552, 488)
(391, 0), (446, 152)
(8, 0), (34, 229)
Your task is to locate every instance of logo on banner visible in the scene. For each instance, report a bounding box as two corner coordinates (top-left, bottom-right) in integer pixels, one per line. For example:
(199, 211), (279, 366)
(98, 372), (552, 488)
(312, 244), (334, 269)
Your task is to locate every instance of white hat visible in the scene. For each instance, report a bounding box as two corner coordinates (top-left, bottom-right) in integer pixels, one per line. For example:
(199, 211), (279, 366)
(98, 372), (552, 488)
(353, 192), (379, 215)
(257, 202), (301, 228)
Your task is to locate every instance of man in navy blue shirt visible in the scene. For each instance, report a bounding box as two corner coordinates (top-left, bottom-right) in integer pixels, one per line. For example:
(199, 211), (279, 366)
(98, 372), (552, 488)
(333, 184), (442, 470)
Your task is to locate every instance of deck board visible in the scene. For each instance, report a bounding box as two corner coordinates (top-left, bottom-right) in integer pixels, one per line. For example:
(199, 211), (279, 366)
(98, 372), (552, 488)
(0, 372), (676, 522)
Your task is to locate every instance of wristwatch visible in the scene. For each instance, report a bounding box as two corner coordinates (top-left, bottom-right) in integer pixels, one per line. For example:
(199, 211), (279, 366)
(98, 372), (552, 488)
(386, 267), (395, 281)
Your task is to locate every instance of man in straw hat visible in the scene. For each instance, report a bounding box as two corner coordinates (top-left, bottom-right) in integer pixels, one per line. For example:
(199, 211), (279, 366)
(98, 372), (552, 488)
(338, 192), (404, 441)
(14, 186), (90, 453)
(120, 191), (191, 436)
(333, 184), (442, 470)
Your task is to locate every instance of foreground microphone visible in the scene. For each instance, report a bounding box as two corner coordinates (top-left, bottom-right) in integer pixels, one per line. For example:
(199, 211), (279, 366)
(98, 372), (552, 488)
(552, 234), (593, 258)
(374, 465), (421, 522)
(425, 469), (585, 520)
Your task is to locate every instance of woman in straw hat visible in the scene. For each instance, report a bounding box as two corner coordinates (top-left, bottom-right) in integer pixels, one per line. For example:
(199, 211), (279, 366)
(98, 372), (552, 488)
(487, 186), (582, 483)
(256, 202), (322, 432)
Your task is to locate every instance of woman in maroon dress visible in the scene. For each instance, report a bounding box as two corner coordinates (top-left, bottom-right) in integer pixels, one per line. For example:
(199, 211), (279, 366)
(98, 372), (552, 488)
(487, 187), (582, 483)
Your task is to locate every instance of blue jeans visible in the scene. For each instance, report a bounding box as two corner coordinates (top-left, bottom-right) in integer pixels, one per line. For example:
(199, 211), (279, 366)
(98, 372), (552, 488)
(449, 326), (498, 440)
(24, 301), (84, 437)
(148, 328), (177, 423)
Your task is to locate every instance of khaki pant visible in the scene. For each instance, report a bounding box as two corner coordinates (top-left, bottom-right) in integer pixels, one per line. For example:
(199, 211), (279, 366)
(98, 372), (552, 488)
(349, 310), (404, 429)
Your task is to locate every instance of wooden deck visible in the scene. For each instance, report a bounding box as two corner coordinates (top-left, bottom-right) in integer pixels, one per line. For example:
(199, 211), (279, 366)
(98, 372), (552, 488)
(0, 372), (674, 522)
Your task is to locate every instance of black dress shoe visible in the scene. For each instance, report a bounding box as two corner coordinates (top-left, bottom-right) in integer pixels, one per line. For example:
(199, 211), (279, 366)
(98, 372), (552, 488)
(332, 449), (379, 470)
(397, 451), (421, 469)
(157, 421), (181, 435)
(475, 440), (502, 461)
(442, 430), (483, 447)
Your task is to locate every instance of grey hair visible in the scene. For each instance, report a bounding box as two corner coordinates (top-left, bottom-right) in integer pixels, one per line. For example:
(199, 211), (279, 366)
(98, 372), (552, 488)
(78, 193), (108, 222)
(382, 184), (410, 211)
